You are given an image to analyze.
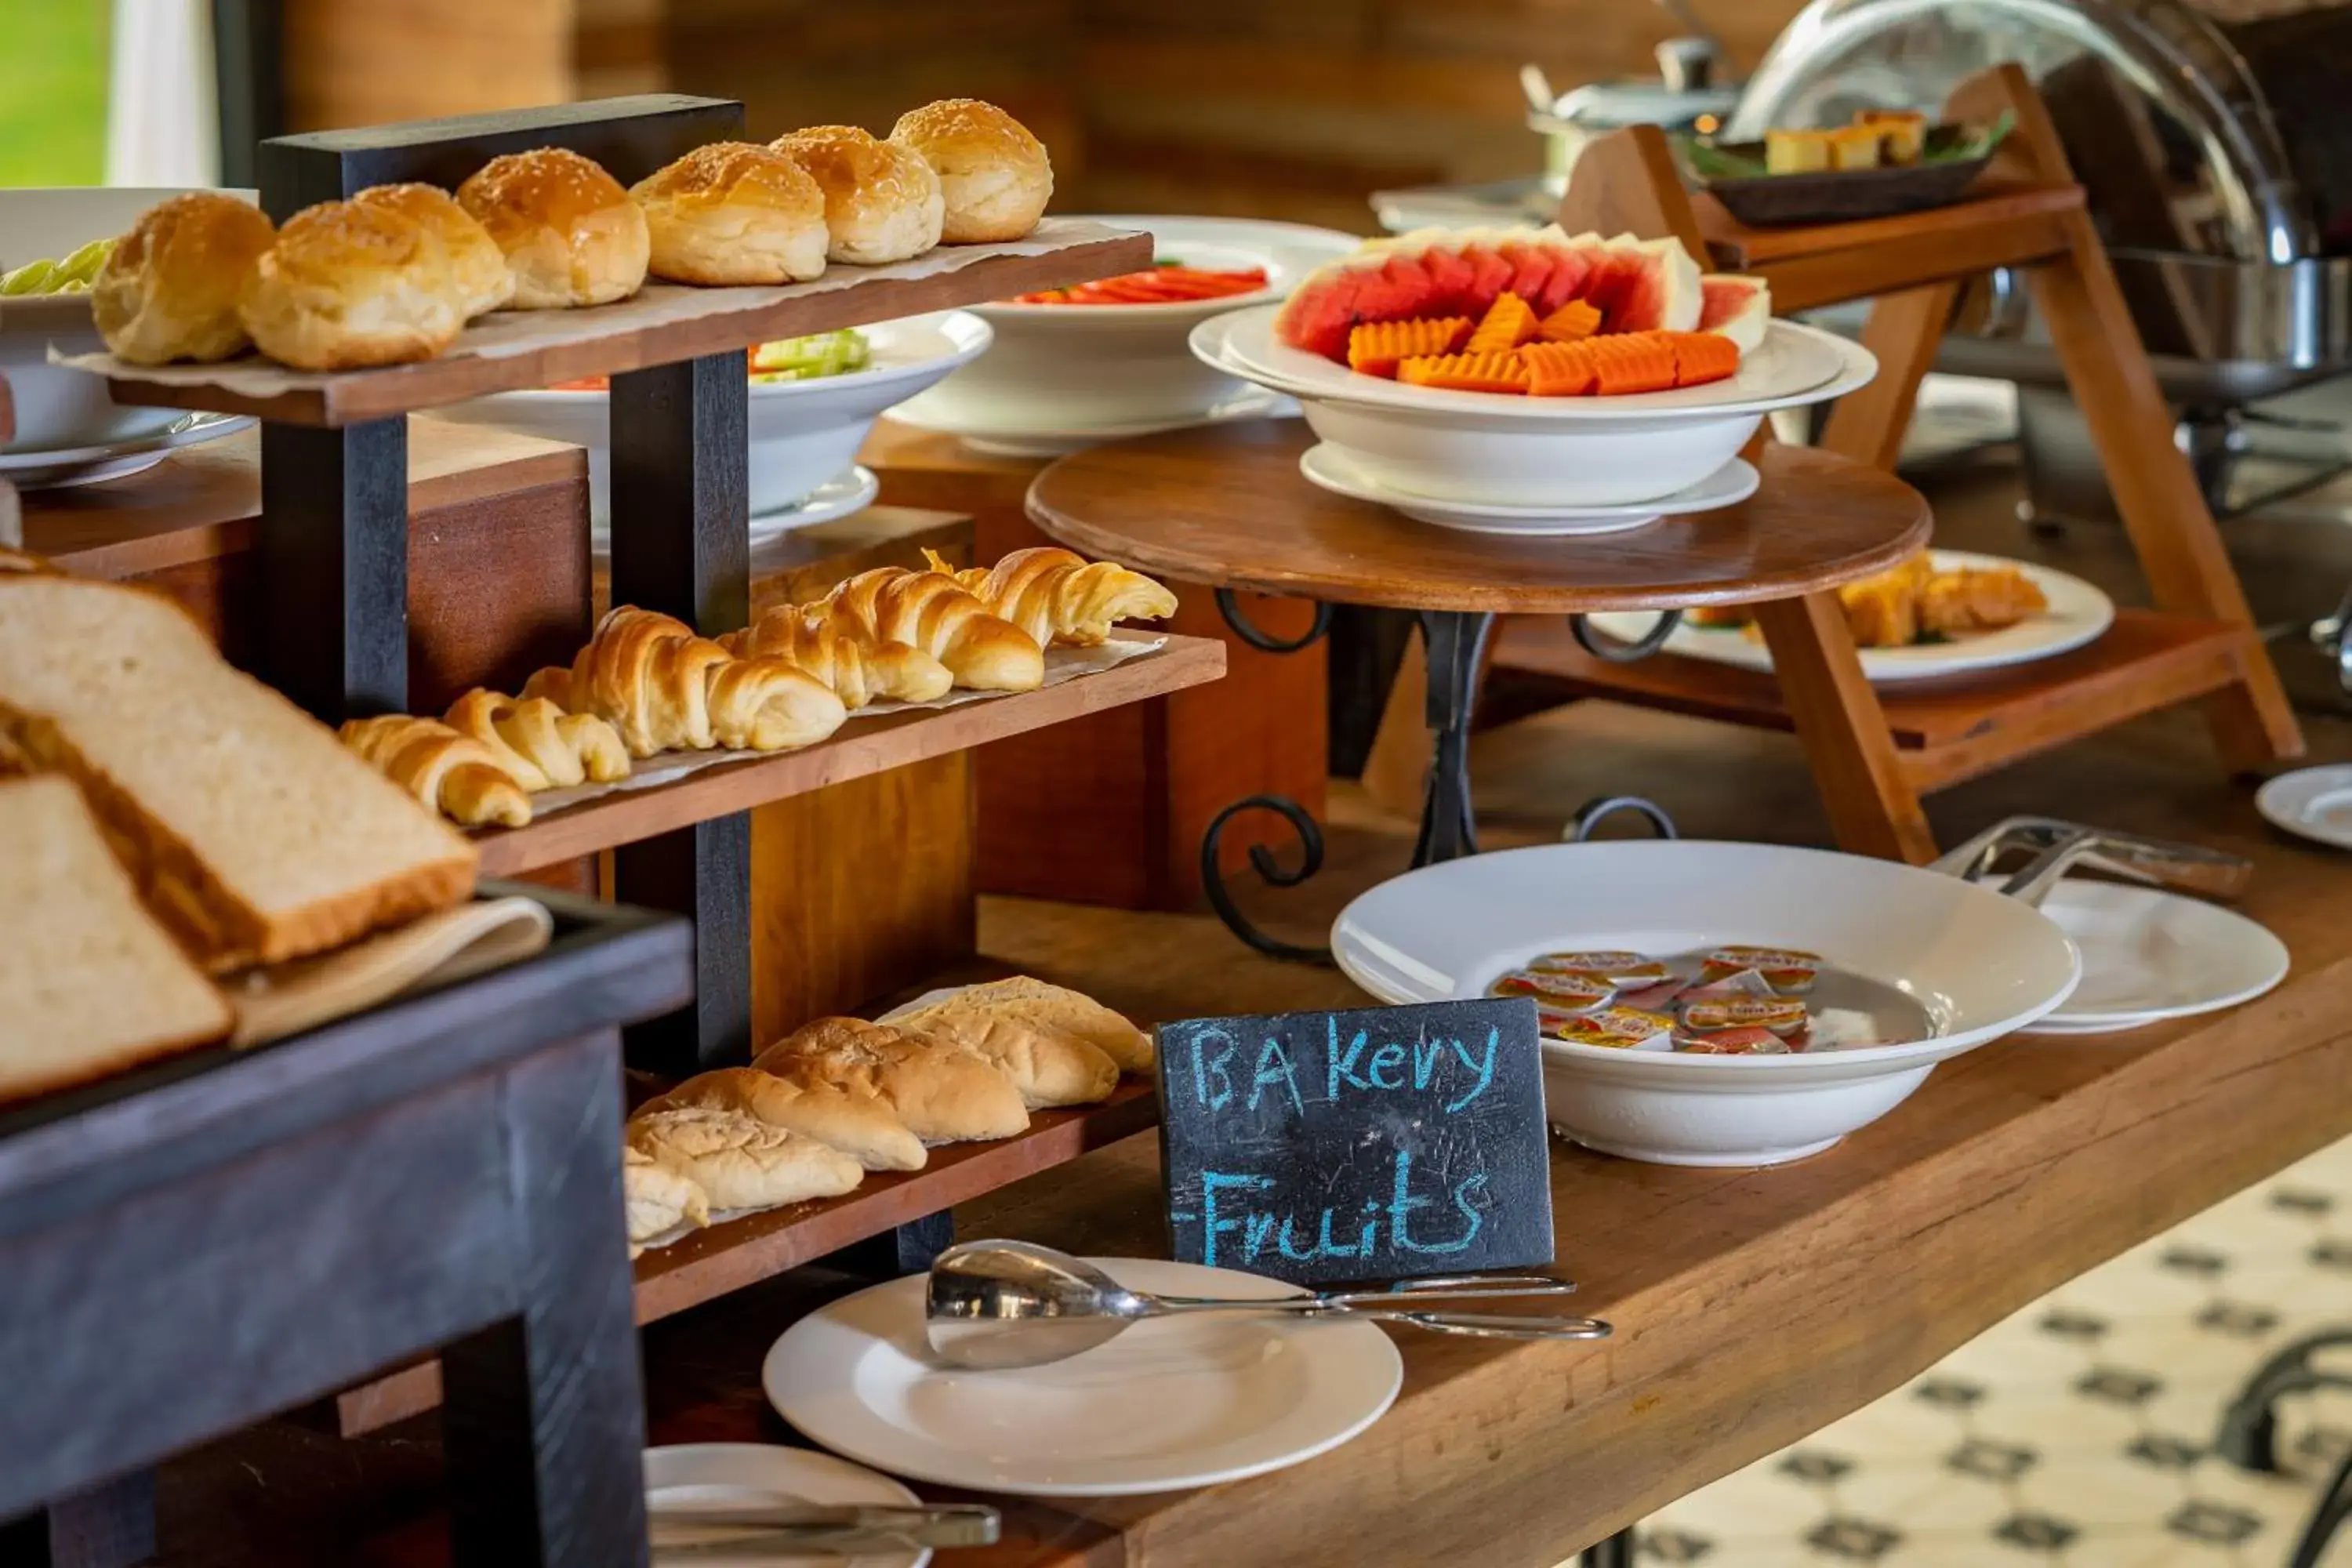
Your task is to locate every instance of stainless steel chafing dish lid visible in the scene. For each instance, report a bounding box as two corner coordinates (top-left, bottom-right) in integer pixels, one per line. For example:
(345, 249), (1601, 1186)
(1726, 0), (2352, 267)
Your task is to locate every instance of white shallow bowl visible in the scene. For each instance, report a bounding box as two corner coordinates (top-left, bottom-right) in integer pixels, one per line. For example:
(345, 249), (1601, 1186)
(0, 187), (258, 453)
(2256, 764), (2352, 851)
(1196, 308), (1875, 507)
(895, 216), (1359, 437)
(431, 311), (990, 527)
(1298, 443), (1759, 536)
(1331, 840), (2080, 1167)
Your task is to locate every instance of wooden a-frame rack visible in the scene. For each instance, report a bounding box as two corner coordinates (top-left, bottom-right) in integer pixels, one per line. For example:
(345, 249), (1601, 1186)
(1427, 64), (2303, 862)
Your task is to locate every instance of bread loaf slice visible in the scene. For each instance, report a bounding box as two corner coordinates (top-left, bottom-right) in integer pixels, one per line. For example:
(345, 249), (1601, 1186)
(0, 575), (476, 971)
(0, 775), (232, 1099)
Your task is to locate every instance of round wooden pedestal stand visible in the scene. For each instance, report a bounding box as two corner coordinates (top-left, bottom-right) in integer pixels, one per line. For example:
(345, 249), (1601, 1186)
(1029, 419), (1932, 960)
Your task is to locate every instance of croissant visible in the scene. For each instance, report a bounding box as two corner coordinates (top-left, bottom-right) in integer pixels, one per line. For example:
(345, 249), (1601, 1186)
(930, 546), (1178, 648)
(339, 715), (532, 828)
(719, 608), (953, 709)
(444, 689), (631, 792)
(819, 568), (1044, 692)
(543, 605), (848, 757)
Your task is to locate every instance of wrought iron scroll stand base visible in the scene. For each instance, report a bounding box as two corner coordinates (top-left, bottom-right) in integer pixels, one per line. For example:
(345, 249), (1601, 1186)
(1199, 602), (1679, 964)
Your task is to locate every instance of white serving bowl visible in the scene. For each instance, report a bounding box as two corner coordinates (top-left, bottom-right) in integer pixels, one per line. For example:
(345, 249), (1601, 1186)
(893, 216), (1360, 437)
(0, 187), (255, 453)
(429, 310), (991, 528)
(1331, 840), (2081, 1167)
(1195, 306), (1876, 509)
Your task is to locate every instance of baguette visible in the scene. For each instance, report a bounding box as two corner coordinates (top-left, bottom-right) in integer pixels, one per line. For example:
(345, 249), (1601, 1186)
(625, 1105), (864, 1212)
(0, 775), (233, 1100)
(753, 1017), (1029, 1145)
(0, 573), (475, 971)
(898, 975), (1154, 1073)
(886, 1005), (1117, 1109)
(643, 1066), (926, 1172)
(623, 1143), (709, 1254)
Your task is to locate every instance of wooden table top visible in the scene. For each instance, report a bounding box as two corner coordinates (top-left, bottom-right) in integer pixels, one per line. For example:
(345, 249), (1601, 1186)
(1026, 419), (1933, 614)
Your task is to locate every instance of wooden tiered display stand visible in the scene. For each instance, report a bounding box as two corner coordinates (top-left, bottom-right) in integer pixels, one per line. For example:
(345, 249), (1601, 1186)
(1486, 64), (2303, 862)
(1029, 423), (1929, 958)
(72, 94), (1225, 1453)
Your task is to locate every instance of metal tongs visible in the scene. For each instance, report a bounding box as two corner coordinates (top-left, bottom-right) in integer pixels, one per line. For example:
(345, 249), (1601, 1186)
(1929, 815), (2252, 908)
(648, 1500), (1000, 1558)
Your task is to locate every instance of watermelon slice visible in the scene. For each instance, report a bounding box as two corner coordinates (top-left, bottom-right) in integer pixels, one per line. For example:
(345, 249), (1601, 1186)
(1534, 245), (1595, 315)
(1698, 274), (1772, 354)
(1461, 245), (1516, 319)
(1605, 238), (1704, 333)
(1418, 246), (1478, 315)
(1501, 241), (1557, 308)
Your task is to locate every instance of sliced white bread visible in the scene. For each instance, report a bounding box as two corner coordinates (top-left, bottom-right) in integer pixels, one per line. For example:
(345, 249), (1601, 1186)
(0, 574), (476, 971)
(0, 775), (232, 1099)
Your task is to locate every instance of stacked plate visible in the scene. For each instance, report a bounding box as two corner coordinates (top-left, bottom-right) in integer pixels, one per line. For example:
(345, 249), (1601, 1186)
(1192, 305), (1878, 535)
(2016, 880), (2287, 1035)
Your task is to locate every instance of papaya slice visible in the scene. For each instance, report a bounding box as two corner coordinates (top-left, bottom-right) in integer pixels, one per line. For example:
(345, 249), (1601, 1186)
(1521, 341), (1598, 397)
(1663, 329), (1740, 388)
(1348, 317), (1472, 378)
(1584, 332), (1678, 394)
(1535, 299), (1602, 343)
(1465, 292), (1539, 355)
(1398, 351), (1531, 394)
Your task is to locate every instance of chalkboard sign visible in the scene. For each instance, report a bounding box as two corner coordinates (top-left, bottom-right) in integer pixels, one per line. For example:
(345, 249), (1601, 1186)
(1156, 997), (1554, 1287)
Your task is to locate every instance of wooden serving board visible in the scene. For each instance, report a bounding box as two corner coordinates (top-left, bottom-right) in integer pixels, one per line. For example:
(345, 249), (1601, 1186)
(85, 223), (1152, 426)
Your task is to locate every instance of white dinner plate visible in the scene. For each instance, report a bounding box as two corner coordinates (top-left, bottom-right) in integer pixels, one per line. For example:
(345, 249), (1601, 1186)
(882, 383), (1296, 457)
(1212, 306), (1850, 421)
(2256, 764), (2352, 851)
(764, 1258), (1401, 1497)
(0, 410), (252, 489)
(2016, 880), (2287, 1033)
(749, 464), (879, 539)
(1579, 551), (2116, 682)
(644, 1443), (929, 1568)
(1298, 443), (1759, 535)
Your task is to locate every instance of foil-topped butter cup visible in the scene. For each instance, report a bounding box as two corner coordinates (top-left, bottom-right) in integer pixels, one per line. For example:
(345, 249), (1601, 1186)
(1543, 1005), (1675, 1049)
(1675, 1025), (1794, 1055)
(1679, 996), (1811, 1036)
(1526, 949), (1673, 987)
(1491, 969), (1615, 1011)
(1697, 945), (1823, 994)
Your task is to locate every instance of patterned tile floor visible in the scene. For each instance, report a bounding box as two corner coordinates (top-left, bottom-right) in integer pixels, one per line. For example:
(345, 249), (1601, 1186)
(1628, 1135), (2352, 1567)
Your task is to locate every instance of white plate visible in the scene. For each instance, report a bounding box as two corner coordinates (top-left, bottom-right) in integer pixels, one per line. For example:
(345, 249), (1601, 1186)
(764, 1258), (1401, 1497)
(1210, 306), (1850, 421)
(1331, 840), (2079, 1166)
(645, 1443), (929, 1568)
(2013, 880), (2287, 1033)
(1581, 551), (2115, 681)
(1298, 443), (1759, 535)
(883, 384), (1296, 457)
(0, 411), (252, 489)
(749, 465), (878, 540)
(2256, 764), (2352, 851)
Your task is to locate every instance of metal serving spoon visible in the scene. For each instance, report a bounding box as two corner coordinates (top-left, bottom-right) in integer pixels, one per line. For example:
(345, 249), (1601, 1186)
(925, 1240), (1612, 1370)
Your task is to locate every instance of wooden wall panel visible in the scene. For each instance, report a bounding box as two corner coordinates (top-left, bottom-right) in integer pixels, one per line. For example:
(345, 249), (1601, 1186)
(282, 0), (574, 132)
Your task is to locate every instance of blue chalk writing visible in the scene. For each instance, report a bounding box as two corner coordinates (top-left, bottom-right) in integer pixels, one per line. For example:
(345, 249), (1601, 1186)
(1366, 1042), (1406, 1089)
(1189, 1028), (1239, 1111)
(1247, 1037), (1305, 1114)
(1327, 1018), (1371, 1098)
(1198, 1169), (1273, 1266)
(1443, 1028), (1500, 1113)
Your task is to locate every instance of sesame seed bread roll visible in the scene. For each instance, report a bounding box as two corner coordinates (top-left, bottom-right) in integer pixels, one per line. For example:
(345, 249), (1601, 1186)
(351, 181), (514, 318)
(92, 192), (277, 365)
(770, 125), (943, 265)
(887, 98), (1052, 242)
(456, 147), (650, 308)
(237, 199), (467, 371)
(632, 142), (829, 285)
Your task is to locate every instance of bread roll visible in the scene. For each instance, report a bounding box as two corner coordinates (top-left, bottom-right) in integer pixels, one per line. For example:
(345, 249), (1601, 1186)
(93, 192), (276, 365)
(904, 976), (1153, 1073)
(631, 142), (827, 286)
(457, 147), (650, 308)
(626, 1105), (863, 1212)
(754, 1018), (1029, 1145)
(770, 125), (943, 265)
(887, 99), (1052, 243)
(352, 182), (514, 318)
(623, 1143), (709, 1253)
(238, 200), (467, 372)
(884, 1000), (1118, 1109)
(645, 1066), (925, 1172)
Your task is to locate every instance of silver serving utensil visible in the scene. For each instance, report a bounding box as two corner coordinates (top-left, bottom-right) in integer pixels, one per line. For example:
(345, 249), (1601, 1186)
(926, 1240), (1610, 1370)
(1931, 815), (2252, 908)
(648, 1500), (998, 1555)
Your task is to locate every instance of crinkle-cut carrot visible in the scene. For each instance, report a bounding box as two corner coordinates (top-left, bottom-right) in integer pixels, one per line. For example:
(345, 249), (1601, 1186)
(1465, 292), (1538, 355)
(1663, 328), (1740, 387)
(1522, 340), (1598, 397)
(1398, 351), (1530, 394)
(1583, 332), (1678, 394)
(1348, 316), (1471, 378)
(1535, 299), (1602, 343)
